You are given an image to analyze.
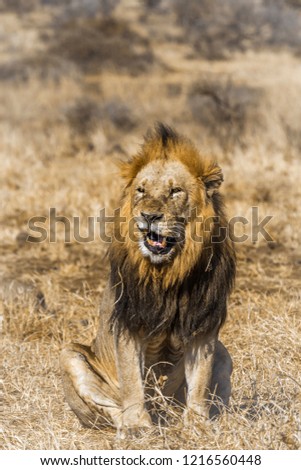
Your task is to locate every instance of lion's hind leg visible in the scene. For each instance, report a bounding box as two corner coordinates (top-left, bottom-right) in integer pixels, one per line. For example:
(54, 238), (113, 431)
(60, 343), (121, 429)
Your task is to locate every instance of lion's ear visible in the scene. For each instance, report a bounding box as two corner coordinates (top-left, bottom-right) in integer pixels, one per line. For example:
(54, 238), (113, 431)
(202, 164), (223, 197)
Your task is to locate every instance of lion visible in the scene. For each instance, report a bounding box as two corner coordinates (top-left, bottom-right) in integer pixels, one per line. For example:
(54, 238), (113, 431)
(60, 123), (236, 437)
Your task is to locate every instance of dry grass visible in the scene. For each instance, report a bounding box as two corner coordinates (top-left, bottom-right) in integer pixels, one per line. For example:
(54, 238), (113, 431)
(1, 0), (301, 450)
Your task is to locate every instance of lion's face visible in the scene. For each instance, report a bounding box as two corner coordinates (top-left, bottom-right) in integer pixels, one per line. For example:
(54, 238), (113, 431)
(130, 160), (203, 264)
(116, 124), (224, 277)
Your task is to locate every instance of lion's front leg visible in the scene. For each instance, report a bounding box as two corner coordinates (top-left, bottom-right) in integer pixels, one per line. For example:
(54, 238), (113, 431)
(115, 331), (152, 437)
(184, 333), (217, 422)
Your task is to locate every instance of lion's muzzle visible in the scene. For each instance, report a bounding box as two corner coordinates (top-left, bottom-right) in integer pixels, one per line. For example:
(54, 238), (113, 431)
(135, 212), (185, 263)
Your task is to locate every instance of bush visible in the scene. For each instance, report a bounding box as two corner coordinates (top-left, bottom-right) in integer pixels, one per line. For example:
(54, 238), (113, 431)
(65, 98), (137, 137)
(0, 0), (120, 16)
(0, 0), (39, 12)
(188, 75), (263, 150)
(0, 56), (79, 83)
(65, 99), (102, 137)
(49, 17), (154, 75)
(174, 0), (301, 59)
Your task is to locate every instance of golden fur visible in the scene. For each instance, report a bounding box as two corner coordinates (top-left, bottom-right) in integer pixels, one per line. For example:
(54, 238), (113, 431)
(114, 128), (224, 288)
(60, 124), (235, 436)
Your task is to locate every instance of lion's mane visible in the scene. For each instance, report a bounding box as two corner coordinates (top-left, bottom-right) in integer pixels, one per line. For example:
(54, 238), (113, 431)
(109, 124), (236, 342)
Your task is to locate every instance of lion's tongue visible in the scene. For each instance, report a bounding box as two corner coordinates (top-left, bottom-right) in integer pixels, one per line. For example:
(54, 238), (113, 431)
(147, 234), (166, 248)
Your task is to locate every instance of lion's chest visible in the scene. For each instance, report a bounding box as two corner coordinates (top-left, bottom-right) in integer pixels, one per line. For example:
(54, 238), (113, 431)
(143, 332), (185, 395)
(145, 332), (183, 368)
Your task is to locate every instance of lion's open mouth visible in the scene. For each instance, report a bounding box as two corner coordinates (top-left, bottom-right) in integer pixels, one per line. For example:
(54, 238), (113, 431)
(144, 231), (176, 255)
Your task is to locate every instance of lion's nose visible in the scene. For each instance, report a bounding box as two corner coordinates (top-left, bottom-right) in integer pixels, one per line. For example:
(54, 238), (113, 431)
(141, 212), (163, 224)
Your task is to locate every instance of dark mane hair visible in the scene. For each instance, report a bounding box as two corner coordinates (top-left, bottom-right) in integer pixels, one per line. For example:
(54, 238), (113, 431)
(153, 122), (179, 147)
(109, 211), (236, 342)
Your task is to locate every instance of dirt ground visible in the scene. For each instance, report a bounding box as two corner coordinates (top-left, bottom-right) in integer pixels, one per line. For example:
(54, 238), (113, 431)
(1, 0), (301, 450)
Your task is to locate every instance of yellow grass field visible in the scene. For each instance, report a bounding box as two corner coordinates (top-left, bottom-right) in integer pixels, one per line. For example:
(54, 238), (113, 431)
(1, 0), (301, 450)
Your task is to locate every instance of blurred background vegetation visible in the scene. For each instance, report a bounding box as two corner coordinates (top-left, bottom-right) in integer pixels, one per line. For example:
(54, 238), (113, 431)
(1, 0), (301, 157)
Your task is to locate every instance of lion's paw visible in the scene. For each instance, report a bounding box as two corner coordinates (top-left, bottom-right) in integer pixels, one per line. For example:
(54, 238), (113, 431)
(183, 406), (210, 427)
(117, 425), (153, 440)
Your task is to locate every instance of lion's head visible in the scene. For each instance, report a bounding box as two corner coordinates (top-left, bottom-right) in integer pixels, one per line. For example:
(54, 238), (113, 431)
(113, 124), (225, 282)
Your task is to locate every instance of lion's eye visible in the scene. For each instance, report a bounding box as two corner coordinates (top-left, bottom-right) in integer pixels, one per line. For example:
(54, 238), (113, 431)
(136, 187), (145, 194)
(170, 187), (183, 195)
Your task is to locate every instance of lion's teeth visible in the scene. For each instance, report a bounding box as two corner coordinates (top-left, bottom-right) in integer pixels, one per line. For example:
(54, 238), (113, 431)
(147, 237), (166, 248)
